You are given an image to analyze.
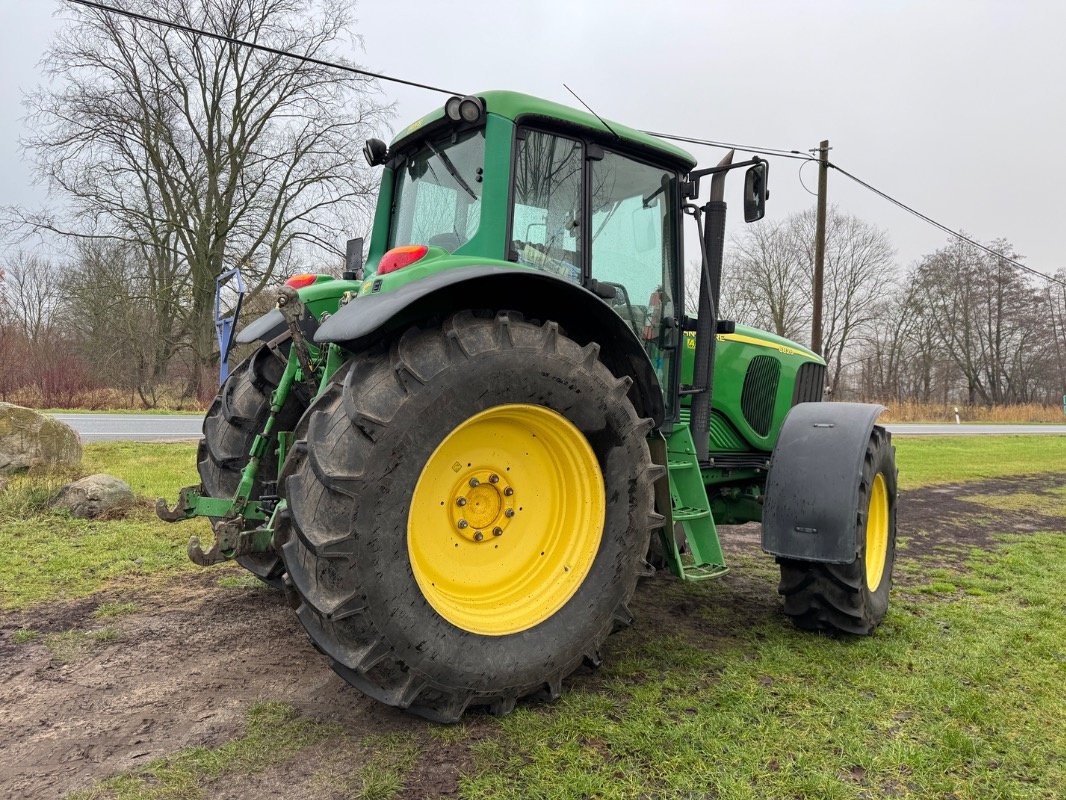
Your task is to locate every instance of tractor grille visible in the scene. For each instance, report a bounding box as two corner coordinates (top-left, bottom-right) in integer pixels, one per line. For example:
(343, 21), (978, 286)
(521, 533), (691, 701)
(792, 361), (826, 406)
(740, 355), (781, 437)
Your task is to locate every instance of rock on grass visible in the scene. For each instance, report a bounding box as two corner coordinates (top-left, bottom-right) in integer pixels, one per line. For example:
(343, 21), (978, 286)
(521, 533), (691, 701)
(0, 403), (81, 475)
(51, 474), (134, 519)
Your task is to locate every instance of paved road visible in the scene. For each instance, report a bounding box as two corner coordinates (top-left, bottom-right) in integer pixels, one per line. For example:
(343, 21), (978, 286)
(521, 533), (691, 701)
(886, 424), (1066, 436)
(51, 413), (203, 442)
(50, 414), (1066, 442)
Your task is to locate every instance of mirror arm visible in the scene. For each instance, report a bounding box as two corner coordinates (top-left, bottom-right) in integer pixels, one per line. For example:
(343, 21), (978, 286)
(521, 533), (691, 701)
(684, 156), (764, 199)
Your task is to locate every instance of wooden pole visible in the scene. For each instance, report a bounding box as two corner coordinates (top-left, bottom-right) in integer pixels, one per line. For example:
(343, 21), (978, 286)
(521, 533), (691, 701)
(811, 139), (829, 356)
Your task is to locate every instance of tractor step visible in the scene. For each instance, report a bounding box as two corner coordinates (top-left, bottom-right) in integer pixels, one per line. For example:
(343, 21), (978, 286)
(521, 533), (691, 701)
(673, 506), (710, 521)
(660, 423), (728, 582)
(680, 562), (730, 582)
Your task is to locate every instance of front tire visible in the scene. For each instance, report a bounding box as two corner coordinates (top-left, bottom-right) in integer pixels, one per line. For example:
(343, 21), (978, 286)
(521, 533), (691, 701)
(778, 426), (897, 634)
(277, 311), (660, 721)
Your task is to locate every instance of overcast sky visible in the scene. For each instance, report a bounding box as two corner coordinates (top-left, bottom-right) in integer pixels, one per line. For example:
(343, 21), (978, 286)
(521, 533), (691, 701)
(1, 0), (1063, 277)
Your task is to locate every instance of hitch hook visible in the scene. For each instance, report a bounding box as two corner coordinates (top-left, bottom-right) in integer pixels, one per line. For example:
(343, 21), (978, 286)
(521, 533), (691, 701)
(156, 485), (199, 522)
(187, 534), (224, 567)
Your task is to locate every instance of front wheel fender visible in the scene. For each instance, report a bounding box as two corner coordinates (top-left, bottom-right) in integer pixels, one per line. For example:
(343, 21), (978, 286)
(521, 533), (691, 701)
(762, 402), (887, 563)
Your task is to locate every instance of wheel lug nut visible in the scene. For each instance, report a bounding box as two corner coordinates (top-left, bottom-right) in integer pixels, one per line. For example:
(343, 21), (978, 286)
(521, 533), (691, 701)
(505, 508), (515, 518)
(456, 497), (467, 507)
(489, 474), (499, 484)
(458, 519), (468, 529)
(469, 477), (479, 487)
(493, 527), (503, 537)
(473, 531), (484, 542)
(503, 487), (514, 497)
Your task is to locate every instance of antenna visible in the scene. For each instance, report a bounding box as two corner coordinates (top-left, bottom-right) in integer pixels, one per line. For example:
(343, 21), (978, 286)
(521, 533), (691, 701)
(563, 84), (621, 141)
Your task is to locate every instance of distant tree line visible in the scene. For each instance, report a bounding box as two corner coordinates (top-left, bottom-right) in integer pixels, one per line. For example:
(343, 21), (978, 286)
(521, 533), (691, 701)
(715, 206), (1066, 407)
(2, 0), (387, 406)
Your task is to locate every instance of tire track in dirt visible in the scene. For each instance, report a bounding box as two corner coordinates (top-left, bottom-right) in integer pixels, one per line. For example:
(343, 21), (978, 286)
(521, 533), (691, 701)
(0, 574), (419, 800)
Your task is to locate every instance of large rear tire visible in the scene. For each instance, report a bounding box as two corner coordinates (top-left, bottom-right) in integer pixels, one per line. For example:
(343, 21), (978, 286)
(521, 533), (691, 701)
(277, 311), (661, 721)
(778, 426), (897, 634)
(198, 339), (310, 587)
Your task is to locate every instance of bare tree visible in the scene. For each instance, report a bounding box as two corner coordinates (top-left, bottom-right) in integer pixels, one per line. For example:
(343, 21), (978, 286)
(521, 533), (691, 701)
(1046, 270), (1066, 400)
(0, 251), (64, 343)
(59, 239), (181, 407)
(914, 237), (1045, 404)
(792, 208), (895, 393)
(20, 0), (390, 398)
(721, 217), (809, 340)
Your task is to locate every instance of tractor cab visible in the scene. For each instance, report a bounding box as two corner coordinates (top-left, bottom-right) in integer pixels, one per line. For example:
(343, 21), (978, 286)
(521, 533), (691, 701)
(361, 91), (695, 410)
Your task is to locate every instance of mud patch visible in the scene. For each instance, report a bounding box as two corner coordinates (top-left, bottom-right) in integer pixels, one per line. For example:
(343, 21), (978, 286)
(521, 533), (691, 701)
(0, 572), (426, 800)
(896, 472), (1066, 566)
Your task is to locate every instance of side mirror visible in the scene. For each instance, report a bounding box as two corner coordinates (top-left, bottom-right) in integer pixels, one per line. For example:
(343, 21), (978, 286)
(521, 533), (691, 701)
(363, 138), (388, 167)
(344, 237), (364, 280)
(743, 161), (769, 223)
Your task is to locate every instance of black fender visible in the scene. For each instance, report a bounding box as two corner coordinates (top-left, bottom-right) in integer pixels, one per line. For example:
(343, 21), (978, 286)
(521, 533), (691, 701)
(314, 266), (665, 425)
(762, 402), (887, 563)
(236, 308), (285, 344)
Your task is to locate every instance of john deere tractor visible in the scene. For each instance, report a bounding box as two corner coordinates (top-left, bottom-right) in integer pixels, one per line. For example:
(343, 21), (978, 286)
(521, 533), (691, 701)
(160, 91), (898, 722)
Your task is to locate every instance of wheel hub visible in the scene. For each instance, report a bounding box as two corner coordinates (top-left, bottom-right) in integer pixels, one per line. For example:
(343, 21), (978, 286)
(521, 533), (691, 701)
(865, 472), (889, 592)
(452, 471), (516, 542)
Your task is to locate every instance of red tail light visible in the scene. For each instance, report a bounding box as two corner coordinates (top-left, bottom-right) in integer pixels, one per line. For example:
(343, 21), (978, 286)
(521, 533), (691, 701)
(285, 273), (318, 289)
(378, 245), (428, 275)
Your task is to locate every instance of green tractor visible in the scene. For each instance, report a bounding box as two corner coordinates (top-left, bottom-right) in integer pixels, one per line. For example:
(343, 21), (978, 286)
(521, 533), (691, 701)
(160, 91), (898, 722)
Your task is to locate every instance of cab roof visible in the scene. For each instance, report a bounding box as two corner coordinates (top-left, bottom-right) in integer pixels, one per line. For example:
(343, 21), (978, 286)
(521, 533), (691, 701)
(391, 90), (698, 172)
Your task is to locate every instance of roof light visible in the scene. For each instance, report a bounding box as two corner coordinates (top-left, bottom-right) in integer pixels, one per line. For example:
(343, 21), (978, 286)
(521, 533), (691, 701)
(458, 96), (484, 123)
(377, 245), (429, 275)
(444, 96), (462, 121)
(285, 273), (318, 289)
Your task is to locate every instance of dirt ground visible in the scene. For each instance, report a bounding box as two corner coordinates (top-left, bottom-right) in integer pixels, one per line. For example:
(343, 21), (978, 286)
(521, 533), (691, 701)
(2, 473), (1064, 800)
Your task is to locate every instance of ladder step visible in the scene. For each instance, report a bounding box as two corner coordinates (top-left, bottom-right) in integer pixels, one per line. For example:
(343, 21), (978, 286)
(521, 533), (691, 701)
(667, 460), (691, 471)
(681, 563), (730, 582)
(673, 506), (710, 521)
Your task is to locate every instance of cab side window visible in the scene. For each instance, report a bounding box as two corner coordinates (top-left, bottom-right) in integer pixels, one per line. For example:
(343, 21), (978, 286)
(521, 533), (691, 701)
(510, 130), (583, 283)
(590, 152), (679, 383)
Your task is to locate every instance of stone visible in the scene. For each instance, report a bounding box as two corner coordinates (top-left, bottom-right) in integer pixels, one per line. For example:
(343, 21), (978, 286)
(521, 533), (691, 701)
(0, 402), (82, 475)
(51, 473), (134, 519)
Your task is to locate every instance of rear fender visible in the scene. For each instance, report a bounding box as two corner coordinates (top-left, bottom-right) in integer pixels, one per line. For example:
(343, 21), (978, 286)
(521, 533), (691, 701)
(313, 266), (665, 425)
(762, 402), (886, 563)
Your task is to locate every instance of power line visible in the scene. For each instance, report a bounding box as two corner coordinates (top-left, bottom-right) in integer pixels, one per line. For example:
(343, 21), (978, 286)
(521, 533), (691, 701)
(643, 130), (816, 162)
(828, 162), (1065, 287)
(651, 125), (1064, 286)
(65, 0), (464, 96)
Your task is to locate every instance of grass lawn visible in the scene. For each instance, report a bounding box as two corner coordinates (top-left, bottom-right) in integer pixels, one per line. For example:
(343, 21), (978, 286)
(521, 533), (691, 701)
(0, 442), (204, 609)
(893, 435), (1066, 490)
(4, 436), (1066, 798)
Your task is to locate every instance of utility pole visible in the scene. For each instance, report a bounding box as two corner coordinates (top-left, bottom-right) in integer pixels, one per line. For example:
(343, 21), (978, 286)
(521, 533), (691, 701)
(811, 139), (829, 356)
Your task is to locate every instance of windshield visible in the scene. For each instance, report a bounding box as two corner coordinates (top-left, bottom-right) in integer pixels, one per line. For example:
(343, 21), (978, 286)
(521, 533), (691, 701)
(389, 129), (485, 252)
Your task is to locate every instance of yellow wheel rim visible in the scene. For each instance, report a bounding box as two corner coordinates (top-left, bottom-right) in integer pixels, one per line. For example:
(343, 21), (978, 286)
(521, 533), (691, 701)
(407, 404), (605, 636)
(864, 472), (889, 592)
